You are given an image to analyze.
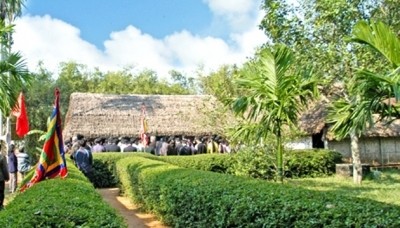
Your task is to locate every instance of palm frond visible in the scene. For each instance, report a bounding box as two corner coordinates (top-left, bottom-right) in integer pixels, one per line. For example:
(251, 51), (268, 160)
(350, 21), (400, 68)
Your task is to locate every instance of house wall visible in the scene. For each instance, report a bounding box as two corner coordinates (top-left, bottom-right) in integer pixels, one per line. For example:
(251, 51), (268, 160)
(285, 136), (313, 150)
(328, 137), (400, 164)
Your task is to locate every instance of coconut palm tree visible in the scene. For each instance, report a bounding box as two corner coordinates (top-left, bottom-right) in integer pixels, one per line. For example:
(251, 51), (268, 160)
(230, 44), (318, 182)
(0, 50), (30, 114)
(0, 0), (29, 114)
(328, 21), (400, 184)
(0, 0), (25, 58)
(0, 0), (25, 22)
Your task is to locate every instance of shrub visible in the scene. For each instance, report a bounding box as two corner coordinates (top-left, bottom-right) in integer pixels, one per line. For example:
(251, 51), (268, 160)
(155, 154), (234, 173)
(91, 152), (137, 188)
(230, 147), (276, 180)
(285, 149), (343, 178)
(116, 156), (400, 227)
(149, 148), (342, 180)
(0, 160), (126, 228)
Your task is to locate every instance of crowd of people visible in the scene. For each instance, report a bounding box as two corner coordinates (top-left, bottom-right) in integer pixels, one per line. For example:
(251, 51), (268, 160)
(65, 134), (232, 181)
(0, 142), (31, 210)
(0, 134), (232, 210)
(65, 134), (231, 156)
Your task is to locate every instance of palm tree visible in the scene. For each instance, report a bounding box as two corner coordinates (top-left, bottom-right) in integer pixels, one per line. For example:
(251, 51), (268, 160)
(0, 50), (30, 114)
(230, 44), (318, 182)
(0, 0), (29, 145)
(0, 0), (26, 52)
(328, 21), (400, 184)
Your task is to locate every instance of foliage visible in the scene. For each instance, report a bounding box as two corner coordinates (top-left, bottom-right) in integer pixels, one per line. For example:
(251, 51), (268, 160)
(0, 159), (126, 228)
(260, 0), (394, 86)
(90, 152), (137, 188)
(154, 153), (235, 174)
(328, 21), (400, 184)
(134, 149), (341, 180)
(285, 149), (343, 178)
(230, 44), (318, 181)
(23, 64), (54, 161)
(230, 147), (276, 180)
(116, 156), (400, 227)
(196, 65), (242, 138)
(0, 50), (31, 115)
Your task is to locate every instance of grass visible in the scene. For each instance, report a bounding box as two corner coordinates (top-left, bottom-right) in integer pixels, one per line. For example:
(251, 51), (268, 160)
(286, 169), (400, 206)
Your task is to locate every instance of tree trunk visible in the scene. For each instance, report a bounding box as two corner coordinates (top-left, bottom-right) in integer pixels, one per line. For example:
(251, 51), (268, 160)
(350, 132), (362, 184)
(276, 128), (283, 183)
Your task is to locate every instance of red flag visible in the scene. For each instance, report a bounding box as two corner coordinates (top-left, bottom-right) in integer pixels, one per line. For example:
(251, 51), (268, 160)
(11, 92), (29, 138)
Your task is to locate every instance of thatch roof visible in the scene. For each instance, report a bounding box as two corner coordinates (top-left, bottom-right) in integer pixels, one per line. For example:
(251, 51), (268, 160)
(298, 100), (400, 138)
(363, 117), (400, 138)
(298, 102), (328, 135)
(63, 93), (222, 140)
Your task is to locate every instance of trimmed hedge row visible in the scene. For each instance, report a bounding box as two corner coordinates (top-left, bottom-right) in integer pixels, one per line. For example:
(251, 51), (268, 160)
(116, 156), (400, 227)
(153, 153), (234, 173)
(153, 149), (342, 179)
(91, 149), (342, 187)
(285, 149), (343, 177)
(92, 152), (137, 188)
(0, 159), (126, 228)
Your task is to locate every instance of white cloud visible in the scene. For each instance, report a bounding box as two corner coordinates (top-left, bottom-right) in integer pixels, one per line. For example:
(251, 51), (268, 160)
(203, 0), (261, 32)
(13, 2), (266, 79)
(13, 15), (107, 73)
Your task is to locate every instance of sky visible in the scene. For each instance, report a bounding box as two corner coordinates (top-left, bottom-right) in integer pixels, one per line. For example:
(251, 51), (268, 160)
(13, 0), (267, 79)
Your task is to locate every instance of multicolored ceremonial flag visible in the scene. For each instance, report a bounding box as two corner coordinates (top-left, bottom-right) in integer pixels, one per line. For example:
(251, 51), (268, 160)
(11, 92), (30, 138)
(20, 89), (68, 192)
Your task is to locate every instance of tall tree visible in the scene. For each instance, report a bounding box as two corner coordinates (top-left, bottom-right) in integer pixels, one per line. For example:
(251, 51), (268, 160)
(0, 0), (25, 53)
(260, 0), (395, 86)
(230, 45), (318, 182)
(196, 65), (241, 138)
(0, 0), (29, 145)
(328, 21), (400, 184)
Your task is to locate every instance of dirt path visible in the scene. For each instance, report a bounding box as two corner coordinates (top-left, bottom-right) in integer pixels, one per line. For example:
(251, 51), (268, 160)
(97, 188), (168, 228)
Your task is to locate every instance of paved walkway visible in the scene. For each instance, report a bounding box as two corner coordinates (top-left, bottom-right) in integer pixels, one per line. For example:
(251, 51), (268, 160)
(97, 188), (168, 228)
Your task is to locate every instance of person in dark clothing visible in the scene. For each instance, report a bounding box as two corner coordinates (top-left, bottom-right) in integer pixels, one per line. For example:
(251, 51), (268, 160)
(7, 144), (18, 193)
(167, 137), (176, 155)
(178, 139), (191, 156)
(0, 143), (10, 210)
(123, 139), (137, 152)
(155, 138), (164, 156)
(105, 138), (121, 152)
(196, 137), (207, 154)
(174, 138), (182, 155)
(74, 139), (94, 182)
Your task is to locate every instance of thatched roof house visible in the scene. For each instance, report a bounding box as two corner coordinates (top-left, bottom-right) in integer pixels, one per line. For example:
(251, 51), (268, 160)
(63, 93), (224, 140)
(298, 100), (400, 139)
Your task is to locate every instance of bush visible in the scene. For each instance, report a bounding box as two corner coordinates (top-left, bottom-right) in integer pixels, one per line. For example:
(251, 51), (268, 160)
(285, 149), (343, 178)
(0, 159), (126, 228)
(91, 152), (137, 188)
(115, 156), (400, 227)
(155, 154), (234, 173)
(230, 148), (342, 179)
(230, 147), (276, 180)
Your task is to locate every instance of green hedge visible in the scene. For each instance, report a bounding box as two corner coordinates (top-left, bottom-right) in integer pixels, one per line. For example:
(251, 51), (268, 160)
(116, 156), (399, 227)
(285, 149), (343, 178)
(91, 153), (137, 188)
(154, 154), (234, 173)
(0, 159), (126, 228)
(148, 149), (342, 179)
